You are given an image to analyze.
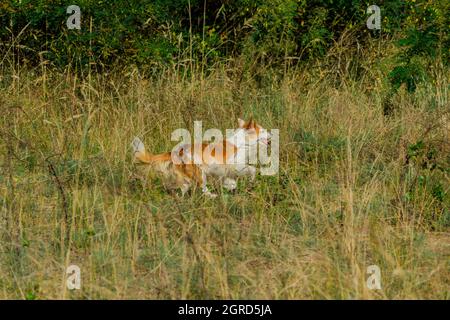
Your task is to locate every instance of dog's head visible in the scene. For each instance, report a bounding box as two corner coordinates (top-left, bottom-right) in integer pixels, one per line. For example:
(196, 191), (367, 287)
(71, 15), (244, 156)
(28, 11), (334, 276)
(237, 118), (272, 146)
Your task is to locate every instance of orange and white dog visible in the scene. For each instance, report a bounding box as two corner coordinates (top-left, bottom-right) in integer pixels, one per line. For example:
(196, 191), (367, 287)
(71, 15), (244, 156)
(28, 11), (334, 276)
(131, 118), (271, 197)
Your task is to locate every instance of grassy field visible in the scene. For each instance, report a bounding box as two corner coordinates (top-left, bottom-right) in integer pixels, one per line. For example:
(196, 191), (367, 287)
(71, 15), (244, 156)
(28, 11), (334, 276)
(0, 54), (449, 299)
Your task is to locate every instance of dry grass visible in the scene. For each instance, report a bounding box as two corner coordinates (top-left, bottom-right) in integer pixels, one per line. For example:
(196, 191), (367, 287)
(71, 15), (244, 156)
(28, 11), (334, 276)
(0, 60), (449, 299)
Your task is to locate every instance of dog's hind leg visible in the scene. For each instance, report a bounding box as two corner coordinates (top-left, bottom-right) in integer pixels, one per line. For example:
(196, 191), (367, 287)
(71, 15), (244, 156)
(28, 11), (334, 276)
(180, 183), (191, 197)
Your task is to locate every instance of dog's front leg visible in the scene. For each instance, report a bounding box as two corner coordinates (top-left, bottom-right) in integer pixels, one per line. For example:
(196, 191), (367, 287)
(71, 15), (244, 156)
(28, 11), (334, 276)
(223, 177), (237, 191)
(201, 170), (217, 198)
(236, 165), (256, 181)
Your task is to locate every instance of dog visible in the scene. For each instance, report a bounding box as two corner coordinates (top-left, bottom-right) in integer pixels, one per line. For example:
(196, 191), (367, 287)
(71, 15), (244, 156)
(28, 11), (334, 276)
(131, 118), (272, 197)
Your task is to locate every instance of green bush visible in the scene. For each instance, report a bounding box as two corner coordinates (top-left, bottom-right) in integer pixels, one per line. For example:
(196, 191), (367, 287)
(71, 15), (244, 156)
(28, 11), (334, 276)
(388, 0), (449, 93)
(0, 0), (448, 72)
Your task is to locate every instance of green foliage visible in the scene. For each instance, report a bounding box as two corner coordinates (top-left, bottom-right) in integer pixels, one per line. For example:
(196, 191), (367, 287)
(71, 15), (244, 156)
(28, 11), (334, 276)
(388, 0), (449, 93)
(404, 138), (449, 229)
(25, 291), (37, 300)
(388, 62), (425, 93)
(0, 0), (182, 70)
(0, 0), (448, 73)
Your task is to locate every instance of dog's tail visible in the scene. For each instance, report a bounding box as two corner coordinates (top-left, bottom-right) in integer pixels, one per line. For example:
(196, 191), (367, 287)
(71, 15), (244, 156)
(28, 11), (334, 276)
(131, 137), (151, 164)
(131, 137), (171, 164)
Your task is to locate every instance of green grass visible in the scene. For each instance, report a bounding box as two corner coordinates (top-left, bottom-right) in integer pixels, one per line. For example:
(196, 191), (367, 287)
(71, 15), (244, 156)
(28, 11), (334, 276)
(0, 60), (448, 299)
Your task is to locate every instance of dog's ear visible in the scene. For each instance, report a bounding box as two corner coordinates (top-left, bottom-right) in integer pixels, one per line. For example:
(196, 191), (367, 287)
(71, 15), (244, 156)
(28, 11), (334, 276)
(244, 118), (256, 130)
(247, 117), (255, 128)
(238, 118), (246, 128)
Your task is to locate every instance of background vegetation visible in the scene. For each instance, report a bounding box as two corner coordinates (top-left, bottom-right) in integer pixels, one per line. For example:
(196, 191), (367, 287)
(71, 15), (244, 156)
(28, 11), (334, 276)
(0, 0), (448, 299)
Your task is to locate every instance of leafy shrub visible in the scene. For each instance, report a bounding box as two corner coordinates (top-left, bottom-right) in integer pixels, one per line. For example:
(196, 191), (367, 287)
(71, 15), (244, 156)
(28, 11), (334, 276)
(0, 0), (448, 73)
(388, 0), (449, 93)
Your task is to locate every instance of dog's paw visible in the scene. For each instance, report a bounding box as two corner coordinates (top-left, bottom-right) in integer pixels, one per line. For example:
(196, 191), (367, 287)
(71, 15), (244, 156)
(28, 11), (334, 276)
(223, 178), (237, 191)
(204, 191), (218, 198)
